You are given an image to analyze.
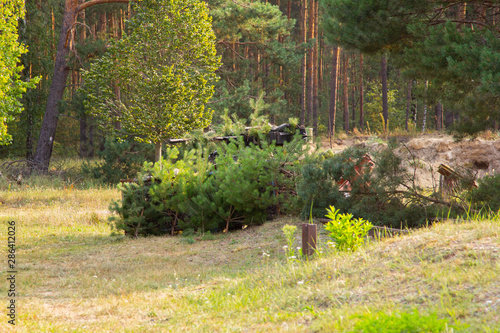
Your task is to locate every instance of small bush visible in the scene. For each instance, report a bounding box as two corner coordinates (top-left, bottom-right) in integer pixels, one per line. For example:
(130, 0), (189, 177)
(109, 174), (171, 237)
(468, 174), (500, 212)
(324, 206), (372, 252)
(282, 224), (299, 261)
(82, 137), (154, 184)
(348, 309), (464, 333)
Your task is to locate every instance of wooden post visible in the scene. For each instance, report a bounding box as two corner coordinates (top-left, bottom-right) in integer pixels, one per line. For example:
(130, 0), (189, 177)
(302, 223), (317, 255)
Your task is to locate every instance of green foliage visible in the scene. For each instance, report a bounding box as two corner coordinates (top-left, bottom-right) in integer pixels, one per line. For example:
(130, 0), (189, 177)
(212, 139), (278, 224)
(468, 174), (500, 213)
(2, 0), (61, 158)
(297, 146), (363, 218)
(348, 309), (463, 333)
(109, 174), (170, 237)
(188, 135), (304, 229)
(84, 0), (220, 146)
(298, 143), (440, 228)
(111, 134), (307, 236)
(208, 0), (302, 123)
(321, 0), (500, 135)
(148, 146), (220, 233)
(213, 97), (271, 138)
(402, 22), (500, 135)
(324, 206), (372, 252)
(322, 0), (423, 53)
(282, 224), (299, 261)
(0, 0), (40, 145)
(364, 81), (401, 133)
(82, 137), (154, 184)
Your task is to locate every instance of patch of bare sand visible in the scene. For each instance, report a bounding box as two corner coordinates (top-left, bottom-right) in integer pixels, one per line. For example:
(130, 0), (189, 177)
(319, 134), (500, 188)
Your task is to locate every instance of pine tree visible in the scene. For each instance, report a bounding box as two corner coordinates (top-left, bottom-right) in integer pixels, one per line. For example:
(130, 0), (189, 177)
(321, 0), (500, 135)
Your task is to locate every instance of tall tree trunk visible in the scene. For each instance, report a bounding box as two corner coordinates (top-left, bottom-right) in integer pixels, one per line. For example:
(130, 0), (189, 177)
(492, 5), (499, 25)
(343, 51), (349, 132)
(381, 54), (388, 131)
(80, 113), (89, 157)
(458, 2), (469, 29)
(32, 0), (79, 172)
(32, 0), (129, 172)
(155, 142), (162, 164)
(26, 111), (34, 161)
(329, 46), (340, 137)
(359, 53), (364, 131)
(299, 0), (307, 126)
(351, 53), (356, 125)
(88, 123), (94, 157)
(79, 9), (88, 157)
(306, 0), (314, 126)
(22, 62), (34, 160)
(318, 32), (324, 93)
(406, 80), (412, 131)
(119, 9), (124, 39)
(100, 11), (107, 37)
(51, 9), (56, 57)
(435, 102), (443, 131)
(422, 80), (428, 132)
(414, 90), (418, 123)
(312, 0), (319, 136)
(444, 108), (455, 128)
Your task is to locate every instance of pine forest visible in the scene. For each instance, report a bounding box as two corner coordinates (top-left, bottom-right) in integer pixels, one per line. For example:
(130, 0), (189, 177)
(2, 0), (499, 164)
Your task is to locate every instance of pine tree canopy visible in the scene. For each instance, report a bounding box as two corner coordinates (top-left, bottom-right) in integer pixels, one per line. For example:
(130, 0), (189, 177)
(321, 0), (500, 134)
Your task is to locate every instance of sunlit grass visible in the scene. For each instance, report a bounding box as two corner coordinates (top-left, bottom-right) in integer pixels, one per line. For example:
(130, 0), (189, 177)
(0, 157), (106, 191)
(0, 184), (499, 332)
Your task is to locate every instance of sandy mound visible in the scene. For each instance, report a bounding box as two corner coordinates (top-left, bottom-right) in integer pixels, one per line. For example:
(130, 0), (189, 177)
(321, 134), (500, 189)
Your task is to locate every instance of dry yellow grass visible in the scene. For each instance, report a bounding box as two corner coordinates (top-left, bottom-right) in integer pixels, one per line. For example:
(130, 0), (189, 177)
(0, 186), (499, 332)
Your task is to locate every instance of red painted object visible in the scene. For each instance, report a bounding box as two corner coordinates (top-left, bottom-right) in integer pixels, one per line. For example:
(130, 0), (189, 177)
(338, 154), (375, 193)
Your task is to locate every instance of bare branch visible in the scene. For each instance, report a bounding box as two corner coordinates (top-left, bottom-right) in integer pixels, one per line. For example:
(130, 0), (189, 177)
(77, 0), (130, 14)
(431, 19), (500, 33)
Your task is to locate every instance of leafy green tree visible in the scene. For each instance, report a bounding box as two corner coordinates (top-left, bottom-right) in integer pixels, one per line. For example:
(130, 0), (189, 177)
(84, 0), (220, 162)
(0, 0), (39, 145)
(2, 0), (62, 159)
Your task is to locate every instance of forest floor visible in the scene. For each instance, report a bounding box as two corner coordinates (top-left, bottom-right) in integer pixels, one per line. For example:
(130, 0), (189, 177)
(0, 182), (500, 332)
(1, 133), (500, 331)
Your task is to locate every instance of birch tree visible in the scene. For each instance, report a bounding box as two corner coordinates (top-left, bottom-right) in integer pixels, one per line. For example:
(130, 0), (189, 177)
(84, 0), (220, 163)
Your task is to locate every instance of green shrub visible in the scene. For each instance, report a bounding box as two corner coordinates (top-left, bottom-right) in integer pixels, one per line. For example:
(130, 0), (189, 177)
(180, 135), (305, 231)
(149, 146), (222, 233)
(468, 174), (500, 212)
(111, 134), (307, 236)
(109, 174), (171, 237)
(324, 206), (372, 252)
(82, 137), (154, 184)
(348, 309), (464, 333)
(298, 143), (443, 228)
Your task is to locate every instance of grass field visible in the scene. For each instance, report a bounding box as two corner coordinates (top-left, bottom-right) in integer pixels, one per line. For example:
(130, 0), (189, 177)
(1, 181), (500, 332)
